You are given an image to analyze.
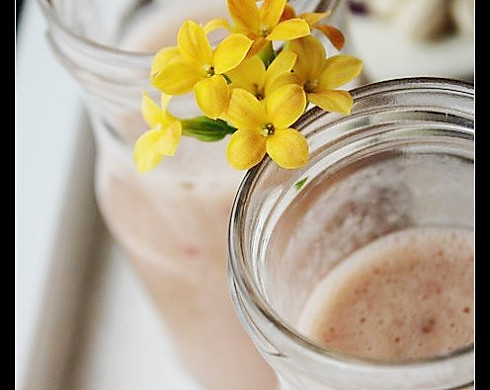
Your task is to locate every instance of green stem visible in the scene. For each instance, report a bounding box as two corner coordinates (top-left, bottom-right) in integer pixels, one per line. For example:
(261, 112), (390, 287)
(258, 41), (276, 68)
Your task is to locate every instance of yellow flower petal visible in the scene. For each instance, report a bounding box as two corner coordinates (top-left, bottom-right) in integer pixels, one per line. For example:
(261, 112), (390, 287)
(157, 120), (182, 156)
(266, 49), (297, 77)
(266, 18), (310, 41)
(194, 76), (231, 119)
(266, 128), (309, 169)
(227, 0), (260, 33)
(177, 20), (213, 64)
(266, 71), (302, 93)
(313, 24), (345, 51)
(288, 36), (326, 82)
(159, 93), (182, 129)
(150, 46), (181, 81)
(264, 49), (297, 93)
(319, 54), (363, 89)
(226, 88), (265, 130)
(141, 92), (162, 128)
(151, 59), (202, 95)
(266, 84), (306, 129)
(260, 0), (287, 29)
(301, 12), (329, 26)
(160, 93), (172, 112)
(247, 37), (269, 57)
(308, 90), (354, 115)
(203, 18), (231, 34)
(226, 129), (266, 170)
(227, 55), (266, 94)
(213, 33), (253, 74)
(133, 129), (165, 173)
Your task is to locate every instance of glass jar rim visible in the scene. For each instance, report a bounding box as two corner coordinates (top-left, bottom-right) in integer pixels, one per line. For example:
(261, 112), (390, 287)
(36, 0), (153, 64)
(36, 0), (346, 66)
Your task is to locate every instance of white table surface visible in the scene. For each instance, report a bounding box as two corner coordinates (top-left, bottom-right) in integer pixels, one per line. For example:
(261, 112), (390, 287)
(16, 1), (202, 389)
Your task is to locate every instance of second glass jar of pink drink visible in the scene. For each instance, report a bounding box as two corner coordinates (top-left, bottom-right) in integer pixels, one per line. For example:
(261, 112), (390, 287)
(35, 0), (339, 388)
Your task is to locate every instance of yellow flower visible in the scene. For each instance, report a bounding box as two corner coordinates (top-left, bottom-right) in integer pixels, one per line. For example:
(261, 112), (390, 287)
(151, 20), (253, 118)
(225, 85), (308, 170)
(136, 1), (363, 173)
(133, 92), (182, 173)
(227, 0), (311, 56)
(281, 4), (345, 50)
(225, 49), (298, 100)
(279, 36), (363, 114)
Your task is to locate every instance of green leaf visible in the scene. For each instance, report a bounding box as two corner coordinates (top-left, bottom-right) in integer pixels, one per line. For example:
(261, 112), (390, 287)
(294, 176), (308, 190)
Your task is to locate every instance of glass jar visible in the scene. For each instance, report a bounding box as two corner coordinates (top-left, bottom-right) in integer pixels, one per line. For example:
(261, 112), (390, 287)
(36, 0), (343, 389)
(228, 77), (474, 390)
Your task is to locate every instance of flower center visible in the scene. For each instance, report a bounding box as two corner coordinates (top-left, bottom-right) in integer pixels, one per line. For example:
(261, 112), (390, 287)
(304, 79), (319, 93)
(253, 84), (265, 100)
(205, 65), (215, 78)
(261, 122), (275, 136)
(259, 25), (270, 37)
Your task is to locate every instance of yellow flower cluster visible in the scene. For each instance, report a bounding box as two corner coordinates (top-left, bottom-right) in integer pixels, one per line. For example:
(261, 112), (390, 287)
(134, 0), (363, 173)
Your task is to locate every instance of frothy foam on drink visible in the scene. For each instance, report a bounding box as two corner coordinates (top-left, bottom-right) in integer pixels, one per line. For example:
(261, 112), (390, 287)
(298, 227), (474, 360)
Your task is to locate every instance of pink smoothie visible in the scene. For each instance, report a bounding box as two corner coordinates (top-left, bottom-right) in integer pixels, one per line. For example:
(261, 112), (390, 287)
(298, 227), (474, 360)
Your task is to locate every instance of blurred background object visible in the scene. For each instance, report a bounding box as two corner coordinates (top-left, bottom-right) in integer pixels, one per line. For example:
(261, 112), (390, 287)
(339, 0), (474, 83)
(17, 0), (25, 28)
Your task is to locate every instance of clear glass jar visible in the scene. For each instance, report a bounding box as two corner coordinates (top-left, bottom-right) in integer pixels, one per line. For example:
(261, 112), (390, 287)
(36, 0), (342, 389)
(228, 77), (474, 390)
